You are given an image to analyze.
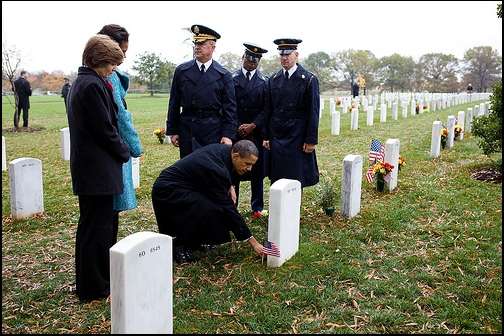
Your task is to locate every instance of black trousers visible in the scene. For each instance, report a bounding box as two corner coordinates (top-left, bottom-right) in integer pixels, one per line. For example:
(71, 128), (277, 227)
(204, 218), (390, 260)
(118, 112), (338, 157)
(16, 106), (29, 127)
(75, 194), (115, 302)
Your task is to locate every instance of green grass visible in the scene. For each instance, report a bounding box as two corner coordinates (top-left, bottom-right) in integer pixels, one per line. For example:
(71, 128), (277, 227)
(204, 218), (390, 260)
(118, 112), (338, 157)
(2, 94), (502, 334)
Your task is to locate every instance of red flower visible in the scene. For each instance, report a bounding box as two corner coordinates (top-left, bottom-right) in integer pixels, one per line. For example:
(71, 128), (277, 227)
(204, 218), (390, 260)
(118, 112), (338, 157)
(253, 211), (262, 218)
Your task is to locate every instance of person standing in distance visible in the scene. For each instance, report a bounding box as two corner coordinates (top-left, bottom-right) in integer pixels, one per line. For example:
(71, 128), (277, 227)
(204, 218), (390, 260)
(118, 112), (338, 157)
(262, 38), (320, 190)
(67, 34), (130, 302)
(14, 70), (32, 127)
(352, 80), (359, 98)
(61, 77), (71, 113)
(166, 24), (238, 158)
(231, 42), (269, 216)
(97, 24), (143, 243)
(467, 83), (473, 102)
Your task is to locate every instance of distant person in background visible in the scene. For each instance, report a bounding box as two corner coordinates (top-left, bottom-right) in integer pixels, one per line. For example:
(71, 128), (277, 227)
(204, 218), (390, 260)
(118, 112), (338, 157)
(67, 34), (129, 302)
(14, 70), (32, 127)
(351, 81), (359, 98)
(231, 42), (269, 216)
(467, 83), (473, 102)
(97, 24), (143, 242)
(61, 77), (71, 113)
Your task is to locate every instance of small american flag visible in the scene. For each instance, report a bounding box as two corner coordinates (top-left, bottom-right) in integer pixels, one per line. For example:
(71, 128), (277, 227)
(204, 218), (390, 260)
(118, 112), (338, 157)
(369, 139), (385, 163)
(365, 163), (375, 183)
(262, 240), (281, 258)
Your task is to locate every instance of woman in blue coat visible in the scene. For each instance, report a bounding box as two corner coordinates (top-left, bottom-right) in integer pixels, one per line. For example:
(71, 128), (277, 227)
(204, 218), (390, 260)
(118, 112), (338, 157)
(98, 24), (143, 222)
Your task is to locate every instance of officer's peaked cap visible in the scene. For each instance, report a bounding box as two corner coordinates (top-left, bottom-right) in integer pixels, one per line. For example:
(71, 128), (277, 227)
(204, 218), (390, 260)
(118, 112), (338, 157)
(191, 24), (221, 43)
(243, 42), (268, 62)
(273, 38), (302, 55)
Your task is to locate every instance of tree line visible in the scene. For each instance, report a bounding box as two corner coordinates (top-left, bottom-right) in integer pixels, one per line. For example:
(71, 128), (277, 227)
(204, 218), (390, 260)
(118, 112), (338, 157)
(2, 45), (502, 96)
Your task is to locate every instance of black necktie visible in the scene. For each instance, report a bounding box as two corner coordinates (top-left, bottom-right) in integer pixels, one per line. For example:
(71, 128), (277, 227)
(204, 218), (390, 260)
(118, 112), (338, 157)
(200, 64), (205, 74)
(285, 71), (289, 80)
(246, 71), (251, 81)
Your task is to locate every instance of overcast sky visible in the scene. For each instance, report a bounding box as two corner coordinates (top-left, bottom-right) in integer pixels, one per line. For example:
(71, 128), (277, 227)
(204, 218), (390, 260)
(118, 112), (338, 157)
(2, 1), (502, 75)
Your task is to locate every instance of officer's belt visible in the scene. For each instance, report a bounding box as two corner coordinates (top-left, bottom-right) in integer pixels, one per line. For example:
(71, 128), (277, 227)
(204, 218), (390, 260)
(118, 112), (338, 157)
(273, 110), (306, 118)
(239, 108), (262, 113)
(183, 108), (219, 118)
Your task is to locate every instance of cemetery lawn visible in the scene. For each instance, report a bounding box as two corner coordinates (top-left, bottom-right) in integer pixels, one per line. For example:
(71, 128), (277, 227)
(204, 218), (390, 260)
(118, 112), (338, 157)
(2, 94), (501, 334)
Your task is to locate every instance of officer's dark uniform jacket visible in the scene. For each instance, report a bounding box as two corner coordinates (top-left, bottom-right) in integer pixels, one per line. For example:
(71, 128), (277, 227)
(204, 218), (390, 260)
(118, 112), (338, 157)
(263, 63), (320, 188)
(231, 68), (268, 181)
(166, 59), (238, 158)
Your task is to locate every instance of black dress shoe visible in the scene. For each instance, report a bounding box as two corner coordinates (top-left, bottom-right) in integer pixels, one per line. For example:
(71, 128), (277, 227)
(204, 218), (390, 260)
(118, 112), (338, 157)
(187, 244), (216, 252)
(173, 246), (194, 264)
(200, 244), (216, 252)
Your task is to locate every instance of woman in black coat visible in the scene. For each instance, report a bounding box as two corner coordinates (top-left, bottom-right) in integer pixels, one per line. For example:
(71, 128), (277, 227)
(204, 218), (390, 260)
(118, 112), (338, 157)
(67, 34), (130, 302)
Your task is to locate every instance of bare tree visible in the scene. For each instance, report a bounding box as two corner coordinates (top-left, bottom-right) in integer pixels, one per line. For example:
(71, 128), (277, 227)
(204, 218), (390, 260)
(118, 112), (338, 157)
(2, 42), (22, 128)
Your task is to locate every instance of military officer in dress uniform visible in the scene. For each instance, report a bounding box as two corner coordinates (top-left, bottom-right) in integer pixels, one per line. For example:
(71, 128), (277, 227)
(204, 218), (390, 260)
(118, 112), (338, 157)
(262, 38), (320, 189)
(231, 42), (269, 216)
(166, 24), (238, 158)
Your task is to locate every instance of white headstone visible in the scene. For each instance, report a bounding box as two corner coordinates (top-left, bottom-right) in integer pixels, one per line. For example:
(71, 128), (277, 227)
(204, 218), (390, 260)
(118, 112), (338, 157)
(110, 231), (173, 334)
(430, 120), (442, 158)
(350, 107), (359, 130)
(465, 107), (473, 133)
(340, 154), (362, 218)
(380, 104), (387, 122)
(60, 127), (70, 161)
(267, 179), (301, 268)
(366, 106), (374, 126)
(2, 136), (6, 171)
(384, 139), (400, 191)
(132, 157), (140, 189)
(457, 111), (465, 141)
(331, 111), (340, 136)
(9, 158), (44, 219)
(446, 115), (456, 148)
(473, 105), (480, 118)
(391, 102), (398, 120)
(480, 102), (486, 117)
(411, 100), (416, 116)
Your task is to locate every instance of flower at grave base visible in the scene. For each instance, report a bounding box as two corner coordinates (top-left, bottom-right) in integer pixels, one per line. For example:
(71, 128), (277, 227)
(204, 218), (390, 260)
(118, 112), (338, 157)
(336, 99), (341, 106)
(398, 155), (407, 171)
(441, 127), (448, 141)
(251, 209), (269, 226)
(415, 104), (420, 113)
(370, 161), (394, 183)
(316, 170), (337, 209)
(454, 124), (464, 138)
(153, 129), (166, 143)
(441, 127), (449, 148)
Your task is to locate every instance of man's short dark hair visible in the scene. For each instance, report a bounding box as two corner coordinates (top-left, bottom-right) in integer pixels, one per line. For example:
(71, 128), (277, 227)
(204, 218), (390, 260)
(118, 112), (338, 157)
(232, 140), (259, 158)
